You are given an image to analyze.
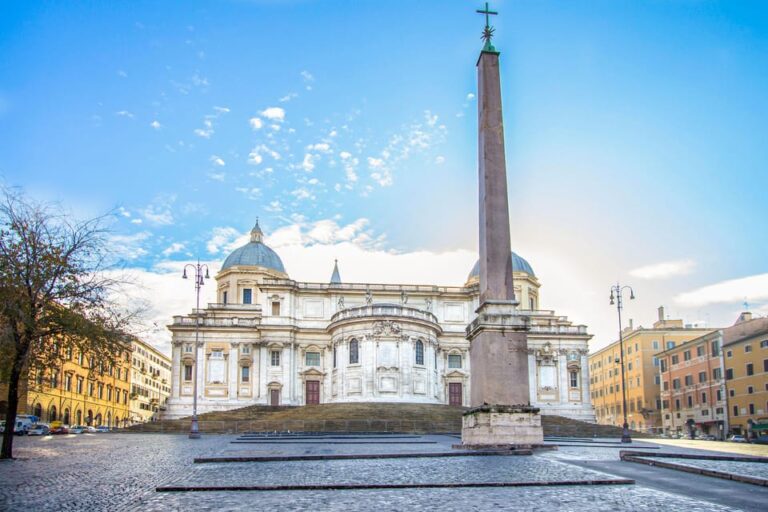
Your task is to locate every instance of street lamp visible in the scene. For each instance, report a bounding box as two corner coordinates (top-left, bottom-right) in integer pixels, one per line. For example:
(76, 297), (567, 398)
(610, 282), (635, 444)
(182, 260), (210, 439)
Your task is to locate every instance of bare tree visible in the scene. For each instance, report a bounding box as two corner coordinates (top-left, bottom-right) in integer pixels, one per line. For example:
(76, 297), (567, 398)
(0, 188), (138, 459)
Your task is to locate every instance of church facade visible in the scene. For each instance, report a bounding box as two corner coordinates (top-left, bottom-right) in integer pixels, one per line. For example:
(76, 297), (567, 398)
(164, 222), (595, 422)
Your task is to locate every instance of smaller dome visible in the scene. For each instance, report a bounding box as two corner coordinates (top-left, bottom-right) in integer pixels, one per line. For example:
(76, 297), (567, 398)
(467, 252), (535, 282)
(221, 220), (286, 273)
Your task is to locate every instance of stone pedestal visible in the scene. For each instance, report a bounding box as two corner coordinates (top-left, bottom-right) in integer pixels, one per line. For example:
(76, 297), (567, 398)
(461, 404), (544, 448)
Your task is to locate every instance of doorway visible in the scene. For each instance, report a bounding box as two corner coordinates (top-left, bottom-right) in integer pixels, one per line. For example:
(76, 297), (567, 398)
(449, 382), (463, 406)
(306, 380), (320, 405)
(270, 389), (280, 406)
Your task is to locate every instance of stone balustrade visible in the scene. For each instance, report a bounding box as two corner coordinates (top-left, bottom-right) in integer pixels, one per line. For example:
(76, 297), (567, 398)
(329, 303), (439, 325)
(171, 316), (261, 328)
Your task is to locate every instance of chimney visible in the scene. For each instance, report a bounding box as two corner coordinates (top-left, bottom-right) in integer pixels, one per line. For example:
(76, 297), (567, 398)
(736, 311), (753, 324)
(629, 318), (634, 331)
(658, 306), (665, 322)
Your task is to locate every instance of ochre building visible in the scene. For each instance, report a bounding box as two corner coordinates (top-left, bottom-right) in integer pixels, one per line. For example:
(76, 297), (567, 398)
(589, 307), (713, 433)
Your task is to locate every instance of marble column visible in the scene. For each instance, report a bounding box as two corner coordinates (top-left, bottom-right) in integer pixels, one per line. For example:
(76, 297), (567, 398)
(228, 344), (239, 400)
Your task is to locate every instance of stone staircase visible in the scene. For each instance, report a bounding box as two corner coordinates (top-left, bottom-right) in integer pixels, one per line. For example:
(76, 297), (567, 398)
(129, 403), (650, 438)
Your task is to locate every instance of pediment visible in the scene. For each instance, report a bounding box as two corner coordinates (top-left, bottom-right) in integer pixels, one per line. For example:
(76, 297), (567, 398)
(445, 369), (468, 378)
(300, 368), (326, 377)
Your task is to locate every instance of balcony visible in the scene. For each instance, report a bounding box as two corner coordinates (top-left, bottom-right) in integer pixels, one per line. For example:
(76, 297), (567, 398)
(171, 316), (261, 328)
(328, 303), (440, 329)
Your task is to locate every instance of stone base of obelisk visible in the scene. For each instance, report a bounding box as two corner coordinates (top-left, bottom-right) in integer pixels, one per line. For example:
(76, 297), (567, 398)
(459, 404), (545, 449)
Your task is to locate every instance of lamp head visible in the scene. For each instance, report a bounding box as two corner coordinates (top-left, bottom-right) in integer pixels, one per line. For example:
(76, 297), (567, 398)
(630, 290), (636, 300)
(205, 268), (210, 279)
(182, 269), (188, 279)
(610, 290), (615, 305)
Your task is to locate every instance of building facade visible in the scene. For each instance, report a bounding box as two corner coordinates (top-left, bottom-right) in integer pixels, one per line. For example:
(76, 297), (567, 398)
(128, 338), (172, 424)
(658, 330), (726, 438)
(164, 222), (595, 422)
(0, 343), (132, 428)
(722, 313), (768, 438)
(589, 307), (713, 433)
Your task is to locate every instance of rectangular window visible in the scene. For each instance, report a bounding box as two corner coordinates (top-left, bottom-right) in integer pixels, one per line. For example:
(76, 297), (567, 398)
(660, 360), (667, 372)
(702, 409), (709, 416)
(687, 396), (693, 407)
(749, 403), (755, 414)
(653, 357), (659, 367)
(697, 346), (704, 357)
(184, 344), (192, 353)
(701, 392), (707, 403)
(241, 366), (250, 383)
(675, 399), (681, 409)
(271, 351), (281, 367)
(726, 350), (732, 358)
(628, 362), (633, 371)
(673, 378), (680, 390)
(725, 368), (733, 380)
(745, 345), (752, 353)
(51, 370), (59, 389)
(222, 291), (228, 304)
(672, 355), (679, 365)
(569, 371), (579, 388)
(241, 345), (250, 354)
(748, 386), (754, 394)
(184, 365), (193, 381)
(746, 363), (754, 376)
(243, 288), (252, 304)
(663, 381), (669, 391)
(764, 359), (768, 372)
(667, 341), (675, 349)
(305, 352), (320, 366)
(333, 347), (337, 368)
(211, 349), (223, 359)
(652, 340), (659, 350)
(716, 389), (722, 401)
(684, 350), (691, 361)
(448, 354), (462, 369)
(64, 374), (72, 391)
(729, 389), (735, 397)
(655, 375), (660, 385)
(713, 368), (722, 380)
(761, 340), (768, 348)
(711, 340), (720, 356)
(88, 382), (94, 396)
(684, 375), (693, 386)
(698, 371), (707, 383)
(716, 407), (723, 415)
(76, 377), (83, 394)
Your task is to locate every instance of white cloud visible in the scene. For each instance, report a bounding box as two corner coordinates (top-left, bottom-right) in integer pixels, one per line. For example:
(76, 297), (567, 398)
(107, 231), (152, 261)
(265, 200), (283, 212)
(150, 120), (162, 130)
(675, 273), (768, 307)
(249, 117), (263, 130)
(162, 242), (186, 256)
(301, 70), (314, 82)
(234, 187), (260, 200)
(248, 152), (263, 165)
(291, 187), (313, 200)
(141, 196), (175, 225)
(434, 155), (445, 165)
(206, 226), (243, 254)
(213, 106), (230, 114)
(301, 153), (316, 172)
(117, 70), (128, 78)
(116, 110), (134, 118)
(307, 142), (331, 154)
(210, 155), (226, 167)
(208, 172), (226, 182)
(260, 107), (285, 121)
(279, 93), (298, 103)
(466, 93), (475, 100)
(367, 157), (384, 168)
(629, 259), (696, 280)
(248, 144), (281, 165)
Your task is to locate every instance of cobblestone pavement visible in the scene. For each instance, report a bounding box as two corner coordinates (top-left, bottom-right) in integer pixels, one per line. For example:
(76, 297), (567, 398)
(651, 457), (768, 480)
(0, 433), (758, 511)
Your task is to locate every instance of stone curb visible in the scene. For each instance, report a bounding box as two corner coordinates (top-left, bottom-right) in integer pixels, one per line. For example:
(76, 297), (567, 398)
(156, 479), (636, 492)
(620, 451), (768, 487)
(230, 440), (439, 445)
(194, 450), (531, 464)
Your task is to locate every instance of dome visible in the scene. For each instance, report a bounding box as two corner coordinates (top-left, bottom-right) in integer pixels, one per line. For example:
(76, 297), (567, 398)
(221, 220), (286, 274)
(467, 252), (535, 282)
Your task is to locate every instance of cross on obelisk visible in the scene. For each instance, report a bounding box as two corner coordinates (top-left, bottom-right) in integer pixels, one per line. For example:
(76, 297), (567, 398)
(476, 2), (498, 52)
(461, 3), (543, 449)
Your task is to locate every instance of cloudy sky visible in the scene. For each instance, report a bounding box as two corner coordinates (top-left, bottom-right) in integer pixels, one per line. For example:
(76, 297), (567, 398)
(2, 0), (767, 354)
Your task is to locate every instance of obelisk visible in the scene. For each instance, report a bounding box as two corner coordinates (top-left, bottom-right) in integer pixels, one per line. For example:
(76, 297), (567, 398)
(461, 3), (544, 448)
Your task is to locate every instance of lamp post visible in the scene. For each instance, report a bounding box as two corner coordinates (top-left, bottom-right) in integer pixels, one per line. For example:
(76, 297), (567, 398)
(610, 282), (635, 444)
(182, 260), (209, 439)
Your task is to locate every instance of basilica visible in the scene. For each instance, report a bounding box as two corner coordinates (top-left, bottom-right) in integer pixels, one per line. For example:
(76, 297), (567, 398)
(164, 221), (595, 421)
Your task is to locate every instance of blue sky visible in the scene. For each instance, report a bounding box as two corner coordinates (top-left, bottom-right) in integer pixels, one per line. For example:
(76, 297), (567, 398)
(1, 0), (767, 350)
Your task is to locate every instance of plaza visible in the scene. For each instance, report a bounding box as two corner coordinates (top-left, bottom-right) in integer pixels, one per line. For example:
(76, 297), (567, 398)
(1, 432), (767, 511)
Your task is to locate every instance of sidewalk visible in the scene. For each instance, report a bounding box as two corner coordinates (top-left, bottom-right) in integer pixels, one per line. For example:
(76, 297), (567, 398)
(645, 438), (768, 457)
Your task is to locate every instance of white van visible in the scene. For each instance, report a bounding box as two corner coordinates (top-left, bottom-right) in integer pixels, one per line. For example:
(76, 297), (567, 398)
(11, 415), (38, 435)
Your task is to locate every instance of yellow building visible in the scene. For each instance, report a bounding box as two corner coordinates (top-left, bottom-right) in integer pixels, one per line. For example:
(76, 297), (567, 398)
(589, 307), (713, 433)
(0, 343), (132, 428)
(722, 313), (768, 438)
(128, 337), (172, 424)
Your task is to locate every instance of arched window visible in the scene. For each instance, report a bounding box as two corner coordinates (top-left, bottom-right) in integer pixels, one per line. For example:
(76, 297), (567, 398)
(49, 405), (57, 422)
(349, 339), (359, 365)
(87, 410), (93, 425)
(95, 413), (102, 426)
(63, 408), (71, 425)
(415, 340), (424, 366)
(76, 410), (82, 425)
(33, 403), (42, 419)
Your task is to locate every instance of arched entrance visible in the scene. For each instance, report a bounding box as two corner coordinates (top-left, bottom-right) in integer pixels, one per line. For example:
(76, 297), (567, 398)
(63, 408), (71, 425)
(87, 409), (93, 425)
(76, 410), (82, 425)
(94, 413), (102, 426)
(33, 403), (42, 419)
(49, 405), (57, 422)
(106, 412), (112, 427)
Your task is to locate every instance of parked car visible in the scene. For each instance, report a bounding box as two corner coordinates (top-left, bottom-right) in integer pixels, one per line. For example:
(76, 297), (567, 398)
(68, 426), (85, 434)
(49, 422), (69, 435)
(83, 426), (97, 433)
(751, 435), (768, 445)
(95, 425), (110, 433)
(727, 435), (746, 443)
(27, 424), (50, 436)
(699, 434), (717, 441)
